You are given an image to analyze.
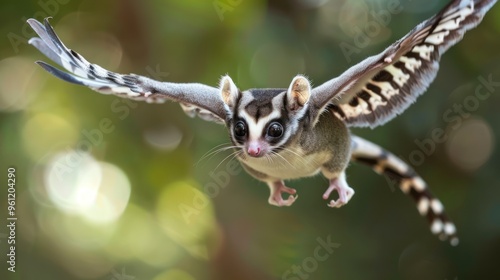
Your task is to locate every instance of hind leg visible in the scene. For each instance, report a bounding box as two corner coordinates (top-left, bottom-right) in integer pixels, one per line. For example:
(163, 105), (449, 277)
(321, 147), (354, 208)
(241, 163), (298, 207)
(267, 181), (297, 207)
(321, 171), (355, 208)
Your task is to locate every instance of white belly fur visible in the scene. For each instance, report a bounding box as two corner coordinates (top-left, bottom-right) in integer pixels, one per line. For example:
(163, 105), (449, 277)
(240, 148), (331, 180)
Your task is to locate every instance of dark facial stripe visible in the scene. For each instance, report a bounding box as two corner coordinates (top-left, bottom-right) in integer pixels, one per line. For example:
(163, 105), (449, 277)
(232, 91), (244, 120)
(240, 89), (287, 122)
(244, 100), (273, 122)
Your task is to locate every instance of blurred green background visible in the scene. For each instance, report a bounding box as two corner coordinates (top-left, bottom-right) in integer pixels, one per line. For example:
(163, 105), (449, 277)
(1, 0), (500, 279)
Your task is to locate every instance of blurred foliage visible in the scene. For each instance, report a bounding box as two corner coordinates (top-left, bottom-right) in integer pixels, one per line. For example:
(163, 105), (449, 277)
(1, 0), (500, 279)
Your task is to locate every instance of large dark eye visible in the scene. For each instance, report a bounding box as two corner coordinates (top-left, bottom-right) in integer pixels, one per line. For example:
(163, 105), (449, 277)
(234, 121), (247, 138)
(267, 122), (283, 138)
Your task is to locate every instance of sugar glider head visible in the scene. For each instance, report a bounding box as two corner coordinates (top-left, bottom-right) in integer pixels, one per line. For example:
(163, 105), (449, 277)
(220, 75), (311, 158)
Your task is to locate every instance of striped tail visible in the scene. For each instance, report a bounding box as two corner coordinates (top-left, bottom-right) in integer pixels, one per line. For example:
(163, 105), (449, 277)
(350, 135), (458, 246)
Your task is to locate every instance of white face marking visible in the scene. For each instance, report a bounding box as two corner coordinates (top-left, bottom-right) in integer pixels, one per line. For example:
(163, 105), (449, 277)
(240, 110), (281, 141)
(237, 92), (288, 146)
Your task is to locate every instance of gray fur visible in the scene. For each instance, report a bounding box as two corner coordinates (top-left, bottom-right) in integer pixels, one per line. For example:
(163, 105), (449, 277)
(27, 18), (227, 121)
(238, 107), (351, 182)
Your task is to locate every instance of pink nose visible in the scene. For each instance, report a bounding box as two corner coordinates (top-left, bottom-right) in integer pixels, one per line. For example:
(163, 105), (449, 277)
(248, 146), (261, 157)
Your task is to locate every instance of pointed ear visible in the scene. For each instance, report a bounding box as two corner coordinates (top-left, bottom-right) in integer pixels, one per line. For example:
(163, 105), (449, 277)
(287, 75), (311, 111)
(220, 75), (239, 108)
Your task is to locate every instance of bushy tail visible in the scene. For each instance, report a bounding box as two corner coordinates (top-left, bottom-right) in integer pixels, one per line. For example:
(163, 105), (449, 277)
(350, 135), (458, 246)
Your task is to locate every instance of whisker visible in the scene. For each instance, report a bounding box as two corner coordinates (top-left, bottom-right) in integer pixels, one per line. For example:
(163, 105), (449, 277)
(208, 145), (241, 161)
(196, 142), (232, 166)
(197, 143), (243, 167)
(213, 149), (242, 171)
(271, 151), (295, 169)
(278, 147), (312, 167)
(223, 150), (244, 171)
(265, 154), (273, 165)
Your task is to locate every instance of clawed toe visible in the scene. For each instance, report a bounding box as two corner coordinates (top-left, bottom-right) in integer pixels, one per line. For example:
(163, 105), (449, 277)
(269, 194), (298, 207)
(328, 198), (348, 208)
(323, 174), (354, 208)
(268, 181), (298, 207)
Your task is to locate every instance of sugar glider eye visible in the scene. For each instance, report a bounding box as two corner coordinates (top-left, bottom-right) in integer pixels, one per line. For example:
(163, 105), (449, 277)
(267, 122), (283, 138)
(234, 121), (247, 138)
